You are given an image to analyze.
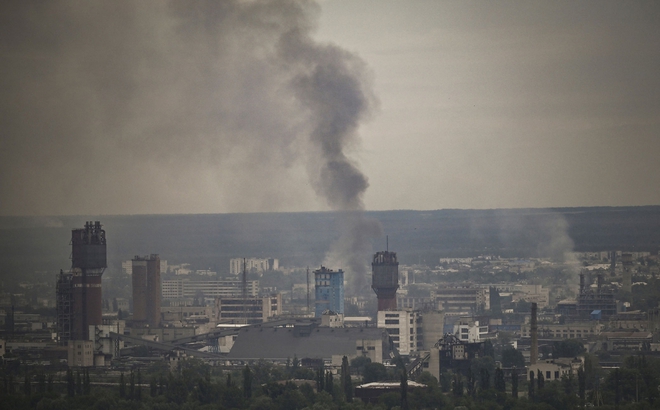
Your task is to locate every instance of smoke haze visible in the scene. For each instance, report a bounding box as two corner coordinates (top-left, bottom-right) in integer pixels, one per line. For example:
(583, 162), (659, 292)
(0, 0), (380, 291)
(0, 1), (370, 216)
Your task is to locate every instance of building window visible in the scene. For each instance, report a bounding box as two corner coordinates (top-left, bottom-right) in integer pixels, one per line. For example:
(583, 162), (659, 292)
(385, 320), (399, 325)
(555, 371), (559, 379)
(546, 371), (551, 379)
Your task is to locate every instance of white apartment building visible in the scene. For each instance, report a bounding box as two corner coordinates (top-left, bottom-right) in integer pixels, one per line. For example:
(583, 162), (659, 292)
(162, 279), (259, 299)
(229, 258), (279, 275)
(377, 310), (422, 356)
(452, 318), (488, 342)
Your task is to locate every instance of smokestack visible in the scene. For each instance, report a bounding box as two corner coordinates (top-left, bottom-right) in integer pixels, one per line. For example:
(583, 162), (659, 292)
(530, 302), (538, 365)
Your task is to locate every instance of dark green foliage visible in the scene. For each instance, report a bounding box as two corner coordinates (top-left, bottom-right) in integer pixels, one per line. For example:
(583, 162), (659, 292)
(501, 346), (525, 368)
(135, 368), (141, 400)
(118, 372), (125, 399)
(577, 367), (585, 402)
(528, 370), (535, 400)
(22, 373), (30, 396)
(362, 362), (388, 383)
(480, 368), (490, 391)
(76, 370), (82, 396)
(483, 339), (495, 358)
(511, 367), (518, 398)
(440, 370), (452, 392)
(83, 369), (90, 396)
(324, 371), (333, 397)
(243, 364), (252, 399)
(452, 373), (463, 397)
(37, 373), (45, 394)
(495, 368), (505, 392)
(67, 369), (75, 398)
(537, 369), (544, 390)
(341, 355), (352, 402)
(400, 370), (409, 410)
(553, 339), (585, 358)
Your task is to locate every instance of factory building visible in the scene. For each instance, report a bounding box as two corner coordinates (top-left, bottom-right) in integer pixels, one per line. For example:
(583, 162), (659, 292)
(577, 271), (617, 319)
(314, 266), (344, 317)
(433, 286), (489, 313)
(56, 222), (107, 345)
(214, 294), (282, 324)
(372, 251), (399, 311)
(132, 254), (161, 327)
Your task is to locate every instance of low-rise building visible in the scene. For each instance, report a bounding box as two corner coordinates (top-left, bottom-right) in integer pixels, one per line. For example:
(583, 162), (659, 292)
(68, 340), (94, 367)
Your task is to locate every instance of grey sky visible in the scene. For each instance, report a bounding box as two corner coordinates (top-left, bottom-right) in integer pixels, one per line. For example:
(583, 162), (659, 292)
(1, 1), (659, 216)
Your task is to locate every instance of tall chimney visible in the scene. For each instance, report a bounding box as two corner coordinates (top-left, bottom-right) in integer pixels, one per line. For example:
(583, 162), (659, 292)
(530, 302), (538, 365)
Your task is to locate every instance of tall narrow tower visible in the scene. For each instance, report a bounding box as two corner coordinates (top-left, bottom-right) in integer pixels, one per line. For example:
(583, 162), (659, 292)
(132, 254), (161, 327)
(372, 251), (399, 311)
(70, 221), (107, 341)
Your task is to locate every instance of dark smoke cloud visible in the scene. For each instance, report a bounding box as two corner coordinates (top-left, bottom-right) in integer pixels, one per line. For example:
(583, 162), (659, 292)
(0, 0), (380, 290)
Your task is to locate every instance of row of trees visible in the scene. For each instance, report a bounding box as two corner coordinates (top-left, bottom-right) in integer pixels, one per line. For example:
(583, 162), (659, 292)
(4, 353), (660, 409)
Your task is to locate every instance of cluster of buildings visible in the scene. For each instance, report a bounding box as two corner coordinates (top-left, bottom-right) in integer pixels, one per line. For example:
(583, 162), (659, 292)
(4, 220), (660, 397)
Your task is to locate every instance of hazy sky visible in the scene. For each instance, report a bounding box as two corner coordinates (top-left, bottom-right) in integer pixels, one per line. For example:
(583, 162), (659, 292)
(1, 0), (659, 216)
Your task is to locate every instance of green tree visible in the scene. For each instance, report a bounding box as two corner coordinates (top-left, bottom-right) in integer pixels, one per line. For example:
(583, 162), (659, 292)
(511, 368), (518, 398)
(501, 346), (525, 368)
(537, 369), (544, 390)
(243, 365), (253, 399)
(452, 373), (463, 397)
(135, 368), (141, 400)
(67, 369), (75, 398)
(23, 373), (30, 397)
(76, 370), (82, 396)
(494, 368), (505, 392)
(341, 356), (352, 402)
(400, 370), (409, 410)
(528, 370), (535, 400)
(578, 367), (585, 403)
(84, 368), (90, 395)
(483, 339), (495, 358)
(553, 339), (585, 358)
(363, 362), (388, 383)
(119, 372), (125, 399)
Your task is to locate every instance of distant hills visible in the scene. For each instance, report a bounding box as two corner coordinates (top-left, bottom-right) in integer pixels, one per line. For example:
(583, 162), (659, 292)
(0, 206), (659, 278)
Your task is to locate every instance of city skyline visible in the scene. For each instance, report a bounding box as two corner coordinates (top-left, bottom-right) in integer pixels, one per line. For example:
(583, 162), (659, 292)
(1, 1), (659, 216)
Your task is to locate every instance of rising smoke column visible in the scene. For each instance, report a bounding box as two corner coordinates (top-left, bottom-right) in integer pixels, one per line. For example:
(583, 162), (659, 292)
(0, 0), (380, 290)
(277, 24), (383, 294)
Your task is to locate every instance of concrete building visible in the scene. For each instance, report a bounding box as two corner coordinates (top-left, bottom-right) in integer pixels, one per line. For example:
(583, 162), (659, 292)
(453, 318), (488, 343)
(132, 254), (161, 327)
(314, 267), (344, 317)
(227, 322), (394, 363)
(377, 310), (422, 355)
(68, 340), (94, 367)
(433, 286), (489, 313)
(520, 322), (603, 339)
(214, 294), (282, 324)
(577, 272), (617, 319)
(162, 279), (258, 300)
(527, 359), (572, 382)
(372, 251), (399, 311)
(230, 258), (279, 275)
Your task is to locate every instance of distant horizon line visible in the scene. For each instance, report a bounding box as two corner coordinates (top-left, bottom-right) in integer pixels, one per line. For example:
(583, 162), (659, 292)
(2, 204), (660, 219)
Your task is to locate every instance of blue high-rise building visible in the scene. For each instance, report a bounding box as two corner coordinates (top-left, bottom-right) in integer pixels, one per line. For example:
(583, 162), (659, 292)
(314, 266), (344, 317)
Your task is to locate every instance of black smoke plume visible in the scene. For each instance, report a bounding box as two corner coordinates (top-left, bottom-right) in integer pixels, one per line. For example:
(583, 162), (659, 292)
(0, 0), (380, 291)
